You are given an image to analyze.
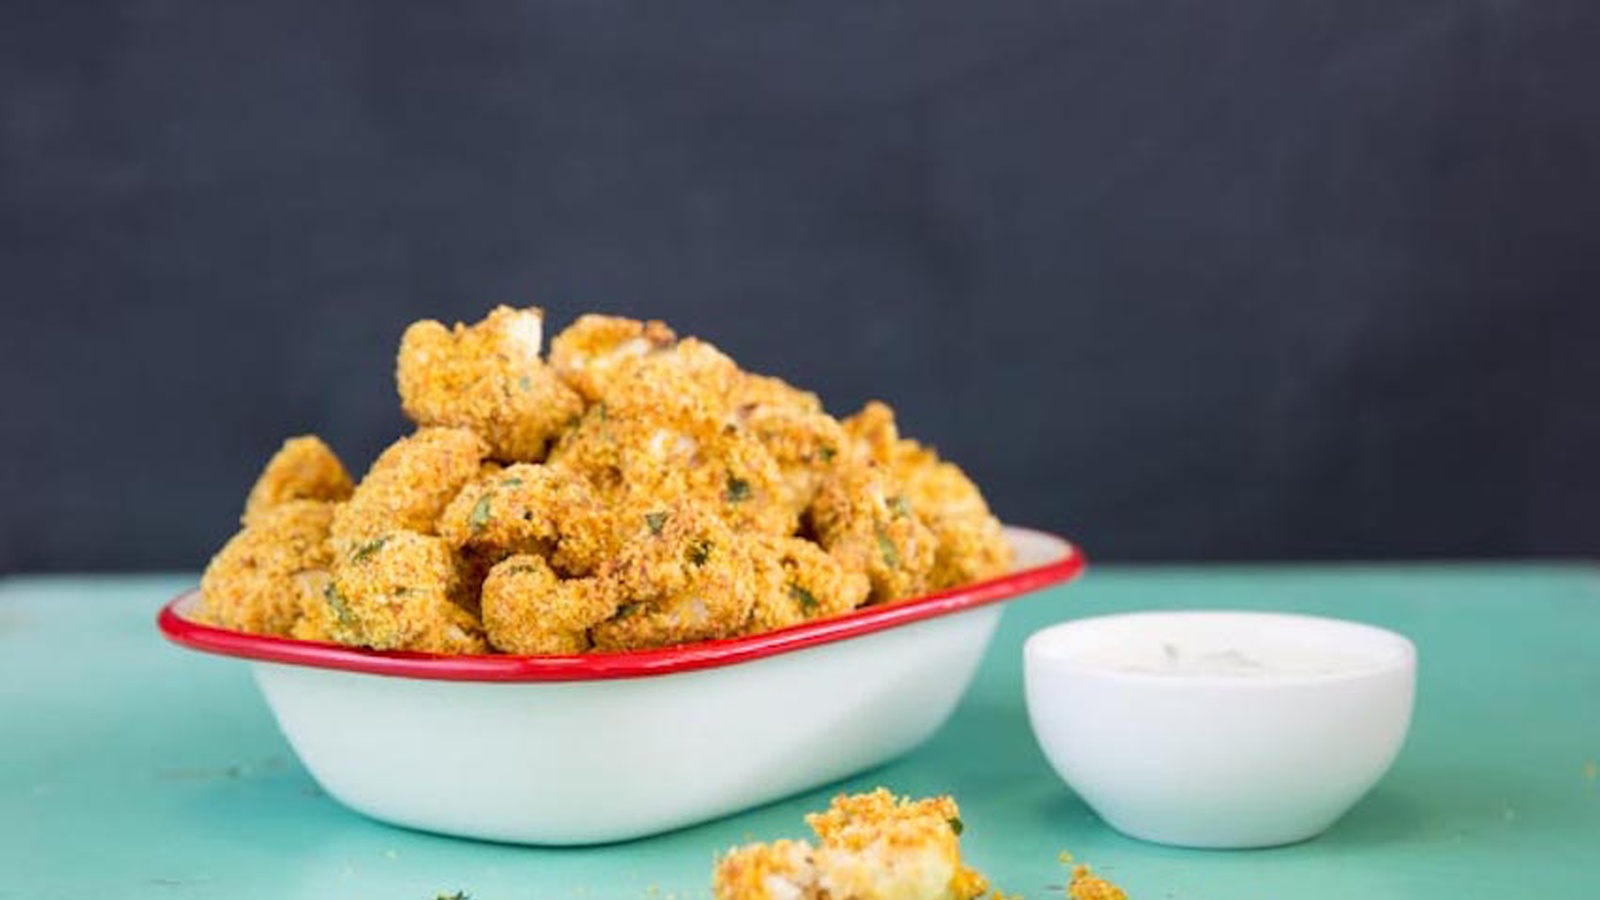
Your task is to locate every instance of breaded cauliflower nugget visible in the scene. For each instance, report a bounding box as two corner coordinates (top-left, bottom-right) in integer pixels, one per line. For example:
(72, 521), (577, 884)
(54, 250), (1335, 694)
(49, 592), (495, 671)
(744, 535), (870, 634)
(479, 554), (618, 654)
(436, 463), (616, 577)
(733, 374), (848, 521)
(397, 305), (585, 461)
(844, 403), (1014, 589)
(241, 435), (355, 527)
(200, 500), (338, 637)
(330, 427), (486, 554)
(325, 530), (486, 654)
(589, 506), (778, 651)
(808, 462), (937, 603)
(713, 789), (989, 900)
(547, 313), (677, 402)
(550, 342), (794, 536)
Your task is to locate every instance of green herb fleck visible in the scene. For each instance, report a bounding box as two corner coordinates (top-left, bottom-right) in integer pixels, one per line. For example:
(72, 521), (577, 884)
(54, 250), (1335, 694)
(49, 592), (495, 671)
(468, 495), (493, 534)
(615, 602), (643, 619)
(788, 583), (820, 612)
(501, 476), (523, 488)
(688, 540), (712, 567)
(644, 511), (668, 535)
(323, 584), (356, 627)
(887, 495), (911, 517)
(725, 475), (752, 503)
(948, 816), (963, 836)
(875, 525), (901, 568)
(437, 892), (470, 900)
(819, 446), (837, 462)
(517, 375), (532, 392)
(350, 535), (388, 562)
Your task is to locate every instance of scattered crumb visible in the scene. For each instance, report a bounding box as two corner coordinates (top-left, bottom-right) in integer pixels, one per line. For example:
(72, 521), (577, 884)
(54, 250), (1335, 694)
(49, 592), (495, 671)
(1067, 865), (1128, 900)
(1057, 850), (1075, 864)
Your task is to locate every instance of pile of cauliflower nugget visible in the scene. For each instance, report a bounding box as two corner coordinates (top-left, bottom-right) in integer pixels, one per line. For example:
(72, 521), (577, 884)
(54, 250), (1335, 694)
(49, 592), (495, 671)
(199, 307), (1014, 655)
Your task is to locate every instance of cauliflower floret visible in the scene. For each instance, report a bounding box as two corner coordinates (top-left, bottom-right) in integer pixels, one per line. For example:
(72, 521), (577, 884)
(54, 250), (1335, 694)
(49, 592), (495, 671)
(713, 790), (989, 900)
(743, 536), (870, 634)
(550, 346), (794, 537)
(324, 530), (485, 654)
(842, 402), (1013, 590)
(436, 463), (617, 577)
(547, 313), (677, 402)
(397, 306), (585, 461)
(480, 554), (619, 654)
(241, 435), (354, 527)
(713, 840), (819, 900)
(200, 500), (338, 637)
(807, 462), (937, 603)
(330, 427), (486, 555)
(589, 506), (778, 651)
(732, 375), (848, 522)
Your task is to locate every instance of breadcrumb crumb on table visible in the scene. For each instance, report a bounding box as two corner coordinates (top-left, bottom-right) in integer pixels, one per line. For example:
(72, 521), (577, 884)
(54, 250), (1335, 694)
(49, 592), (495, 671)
(1066, 865), (1128, 900)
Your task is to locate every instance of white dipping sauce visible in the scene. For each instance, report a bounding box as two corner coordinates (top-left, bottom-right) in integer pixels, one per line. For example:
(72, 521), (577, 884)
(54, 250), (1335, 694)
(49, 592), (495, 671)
(1076, 636), (1379, 677)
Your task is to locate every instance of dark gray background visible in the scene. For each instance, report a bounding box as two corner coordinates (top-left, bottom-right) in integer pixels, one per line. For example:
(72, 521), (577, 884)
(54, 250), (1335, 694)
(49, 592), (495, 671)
(3, 1), (1598, 572)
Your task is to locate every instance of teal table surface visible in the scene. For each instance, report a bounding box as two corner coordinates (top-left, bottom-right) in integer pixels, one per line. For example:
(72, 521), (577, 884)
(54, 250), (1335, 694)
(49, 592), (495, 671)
(2, 565), (1597, 899)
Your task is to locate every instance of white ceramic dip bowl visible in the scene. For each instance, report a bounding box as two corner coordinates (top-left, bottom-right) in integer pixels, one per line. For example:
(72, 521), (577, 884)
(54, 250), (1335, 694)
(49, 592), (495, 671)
(1024, 611), (1415, 848)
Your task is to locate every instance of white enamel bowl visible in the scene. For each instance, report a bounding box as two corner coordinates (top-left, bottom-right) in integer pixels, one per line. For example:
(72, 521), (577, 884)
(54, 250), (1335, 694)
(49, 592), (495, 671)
(162, 526), (1082, 845)
(1024, 611), (1415, 848)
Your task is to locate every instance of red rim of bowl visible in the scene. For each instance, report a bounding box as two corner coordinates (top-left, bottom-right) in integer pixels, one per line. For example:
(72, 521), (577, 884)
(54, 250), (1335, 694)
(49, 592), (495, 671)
(158, 526), (1084, 682)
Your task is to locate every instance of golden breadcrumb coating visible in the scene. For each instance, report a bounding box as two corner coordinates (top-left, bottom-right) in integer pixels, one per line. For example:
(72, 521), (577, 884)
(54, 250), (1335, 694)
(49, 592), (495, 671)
(589, 505), (778, 651)
(330, 427), (487, 554)
(550, 345), (794, 537)
(241, 435), (354, 527)
(205, 309), (1018, 654)
(843, 402), (1013, 589)
(200, 500), (338, 637)
(547, 313), (677, 402)
(287, 569), (338, 642)
(480, 554), (618, 654)
(712, 839), (819, 900)
(325, 530), (486, 653)
(397, 306), (585, 461)
(1067, 866), (1128, 900)
(436, 463), (616, 577)
(733, 374), (848, 521)
(744, 535), (870, 634)
(808, 462), (937, 603)
(713, 789), (990, 900)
